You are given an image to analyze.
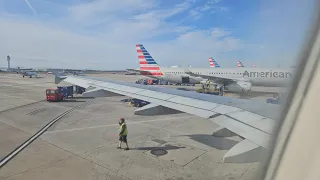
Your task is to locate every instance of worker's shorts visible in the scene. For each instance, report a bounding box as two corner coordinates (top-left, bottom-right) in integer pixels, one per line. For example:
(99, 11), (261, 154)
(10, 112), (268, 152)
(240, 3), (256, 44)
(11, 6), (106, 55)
(119, 135), (127, 143)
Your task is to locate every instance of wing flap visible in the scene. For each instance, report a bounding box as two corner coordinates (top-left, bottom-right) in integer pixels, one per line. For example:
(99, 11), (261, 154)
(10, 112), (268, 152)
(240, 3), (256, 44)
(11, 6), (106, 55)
(226, 111), (276, 134)
(211, 115), (271, 149)
(211, 105), (242, 114)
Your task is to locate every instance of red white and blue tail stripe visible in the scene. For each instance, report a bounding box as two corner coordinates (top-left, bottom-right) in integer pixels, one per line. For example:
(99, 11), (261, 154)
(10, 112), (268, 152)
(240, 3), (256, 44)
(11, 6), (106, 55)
(237, 61), (245, 68)
(136, 44), (163, 76)
(209, 57), (220, 68)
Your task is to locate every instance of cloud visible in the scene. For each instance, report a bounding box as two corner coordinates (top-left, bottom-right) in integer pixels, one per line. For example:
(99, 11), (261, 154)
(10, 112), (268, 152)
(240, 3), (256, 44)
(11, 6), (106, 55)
(188, 0), (228, 20)
(0, 0), (245, 69)
(0, 15), (241, 69)
(68, 0), (158, 24)
(24, 0), (37, 17)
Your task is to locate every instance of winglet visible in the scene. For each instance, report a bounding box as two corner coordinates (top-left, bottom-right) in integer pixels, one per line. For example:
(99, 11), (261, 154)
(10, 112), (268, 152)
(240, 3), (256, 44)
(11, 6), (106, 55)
(52, 70), (67, 84)
(54, 75), (66, 84)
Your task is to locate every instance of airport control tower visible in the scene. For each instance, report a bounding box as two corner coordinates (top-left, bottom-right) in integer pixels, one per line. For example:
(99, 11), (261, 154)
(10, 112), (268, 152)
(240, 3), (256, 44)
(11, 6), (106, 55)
(7, 55), (10, 71)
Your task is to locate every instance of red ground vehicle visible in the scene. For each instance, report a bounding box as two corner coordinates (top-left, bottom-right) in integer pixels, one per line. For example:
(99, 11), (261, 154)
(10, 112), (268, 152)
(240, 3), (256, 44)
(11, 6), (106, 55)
(46, 89), (64, 102)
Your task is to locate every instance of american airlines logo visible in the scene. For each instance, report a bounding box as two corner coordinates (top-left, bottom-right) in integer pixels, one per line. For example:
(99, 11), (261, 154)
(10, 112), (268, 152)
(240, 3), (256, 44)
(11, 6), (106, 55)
(243, 70), (292, 78)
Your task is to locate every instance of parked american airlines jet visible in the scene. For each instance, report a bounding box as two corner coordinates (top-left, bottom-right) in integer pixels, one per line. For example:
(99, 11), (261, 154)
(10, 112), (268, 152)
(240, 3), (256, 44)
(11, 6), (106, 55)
(135, 44), (294, 92)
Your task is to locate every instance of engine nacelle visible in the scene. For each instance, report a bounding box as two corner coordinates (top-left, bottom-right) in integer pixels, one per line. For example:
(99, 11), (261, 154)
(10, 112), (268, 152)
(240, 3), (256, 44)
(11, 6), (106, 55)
(224, 81), (252, 93)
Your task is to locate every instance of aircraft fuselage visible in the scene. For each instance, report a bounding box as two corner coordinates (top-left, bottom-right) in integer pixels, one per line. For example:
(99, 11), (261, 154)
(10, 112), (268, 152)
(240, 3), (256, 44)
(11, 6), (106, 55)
(151, 67), (294, 87)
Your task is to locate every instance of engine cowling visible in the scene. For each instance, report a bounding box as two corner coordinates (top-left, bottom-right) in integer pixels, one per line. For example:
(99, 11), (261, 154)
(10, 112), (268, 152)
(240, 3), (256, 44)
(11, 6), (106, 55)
(224, 81), (252, 93)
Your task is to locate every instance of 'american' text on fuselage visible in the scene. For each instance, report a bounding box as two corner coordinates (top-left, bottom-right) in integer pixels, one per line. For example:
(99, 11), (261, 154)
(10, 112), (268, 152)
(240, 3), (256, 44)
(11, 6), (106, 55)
(243, 70), (292, 78)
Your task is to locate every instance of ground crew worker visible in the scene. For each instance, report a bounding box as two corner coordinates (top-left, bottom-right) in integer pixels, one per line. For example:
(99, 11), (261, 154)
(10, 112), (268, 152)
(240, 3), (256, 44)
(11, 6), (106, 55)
(219, 86), (224, 96)
(206, 79), (210, 89)
(117, 118), (129, 150)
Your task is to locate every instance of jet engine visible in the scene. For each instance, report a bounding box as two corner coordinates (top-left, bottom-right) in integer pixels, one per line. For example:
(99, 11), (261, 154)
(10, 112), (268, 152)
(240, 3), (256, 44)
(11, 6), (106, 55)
(224, 81), (252, 93)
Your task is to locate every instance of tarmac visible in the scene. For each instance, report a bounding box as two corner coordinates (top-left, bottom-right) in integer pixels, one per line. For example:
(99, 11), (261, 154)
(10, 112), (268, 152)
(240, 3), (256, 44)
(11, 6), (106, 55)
(0, 73), (264, 180)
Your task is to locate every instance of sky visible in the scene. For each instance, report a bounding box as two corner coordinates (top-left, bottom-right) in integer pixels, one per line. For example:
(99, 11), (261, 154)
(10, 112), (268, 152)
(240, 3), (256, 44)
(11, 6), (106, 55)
(0, 0), (317, 70)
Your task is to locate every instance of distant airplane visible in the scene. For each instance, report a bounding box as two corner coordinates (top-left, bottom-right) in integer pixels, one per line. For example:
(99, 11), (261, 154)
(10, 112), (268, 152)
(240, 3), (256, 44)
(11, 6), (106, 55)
(71, 71), (84, 76)
(22, 71), (38, 78)
(63, 70), (84, 76)
(16, 67), (33, 74)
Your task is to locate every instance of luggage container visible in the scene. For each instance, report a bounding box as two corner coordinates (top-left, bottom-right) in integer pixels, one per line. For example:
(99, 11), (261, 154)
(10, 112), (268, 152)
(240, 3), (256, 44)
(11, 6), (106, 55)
(57, 86), (74, 98)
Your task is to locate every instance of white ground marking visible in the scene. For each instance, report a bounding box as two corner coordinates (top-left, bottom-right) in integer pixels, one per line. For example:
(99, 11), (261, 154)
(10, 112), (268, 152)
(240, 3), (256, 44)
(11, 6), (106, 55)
(45, 115), (195, 134)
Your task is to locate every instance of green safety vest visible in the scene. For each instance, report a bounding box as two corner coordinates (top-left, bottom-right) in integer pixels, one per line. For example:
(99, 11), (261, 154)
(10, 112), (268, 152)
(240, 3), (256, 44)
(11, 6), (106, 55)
(119, 123), (128, 136)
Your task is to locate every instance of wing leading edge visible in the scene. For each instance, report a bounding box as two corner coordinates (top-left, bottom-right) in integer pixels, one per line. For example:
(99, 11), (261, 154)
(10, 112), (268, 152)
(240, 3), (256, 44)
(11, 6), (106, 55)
(184, 68), (247, 84)
(56, 75), (281, 163)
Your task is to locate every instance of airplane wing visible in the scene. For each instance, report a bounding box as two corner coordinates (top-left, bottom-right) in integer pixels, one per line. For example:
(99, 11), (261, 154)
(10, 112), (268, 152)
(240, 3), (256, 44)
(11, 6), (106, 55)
(55, 75), (282, 163)
(184, 68), (247, 84)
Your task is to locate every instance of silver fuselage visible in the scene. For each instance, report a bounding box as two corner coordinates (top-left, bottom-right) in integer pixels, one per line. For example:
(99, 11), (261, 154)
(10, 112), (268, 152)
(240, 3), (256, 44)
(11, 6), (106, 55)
(146, 67), (294, 87)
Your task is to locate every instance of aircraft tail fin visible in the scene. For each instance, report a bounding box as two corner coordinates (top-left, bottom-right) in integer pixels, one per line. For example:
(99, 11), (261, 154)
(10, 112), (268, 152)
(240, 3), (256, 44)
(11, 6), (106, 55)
(136, 44), (163, 76)
(209, 57), (220, 68)
(237, 61), (245, 68)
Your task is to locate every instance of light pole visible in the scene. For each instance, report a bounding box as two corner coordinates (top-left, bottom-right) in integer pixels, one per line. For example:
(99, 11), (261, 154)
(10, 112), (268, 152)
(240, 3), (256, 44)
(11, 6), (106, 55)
(7, 55), (10, 71)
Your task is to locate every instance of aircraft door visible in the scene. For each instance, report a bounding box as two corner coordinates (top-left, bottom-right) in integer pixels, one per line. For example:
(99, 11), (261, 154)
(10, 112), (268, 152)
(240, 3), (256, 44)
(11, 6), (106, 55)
(181, 76), (190, 83)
